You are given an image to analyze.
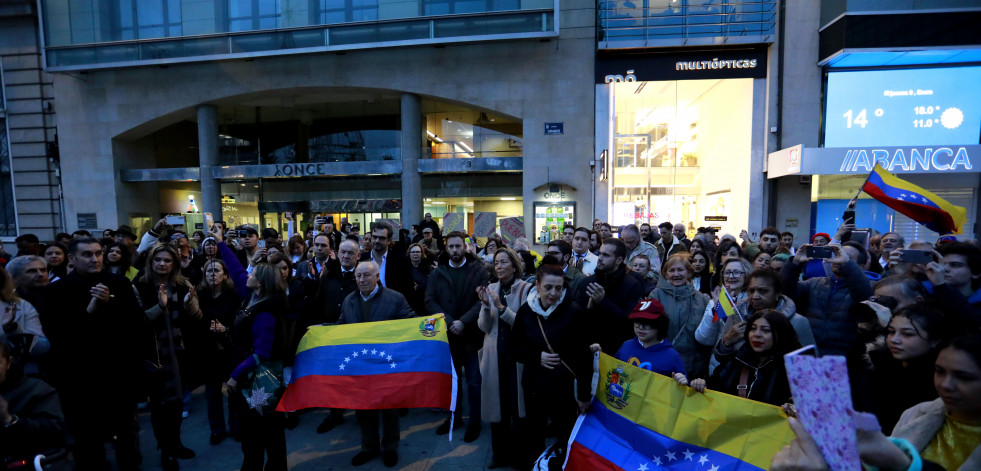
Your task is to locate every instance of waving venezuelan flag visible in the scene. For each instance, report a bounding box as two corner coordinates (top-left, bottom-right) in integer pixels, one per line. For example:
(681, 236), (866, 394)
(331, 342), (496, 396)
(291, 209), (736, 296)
(566, 353), (793, 471)
(862, 164), (967, 235)
(276, 315), (456, 412)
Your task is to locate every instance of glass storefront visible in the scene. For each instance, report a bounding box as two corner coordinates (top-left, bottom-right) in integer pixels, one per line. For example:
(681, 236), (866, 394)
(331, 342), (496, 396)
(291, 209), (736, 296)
(608, 78), (754, 237)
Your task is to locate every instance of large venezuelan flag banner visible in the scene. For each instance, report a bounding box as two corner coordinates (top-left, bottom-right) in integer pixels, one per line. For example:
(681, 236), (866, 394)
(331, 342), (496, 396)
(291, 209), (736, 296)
(862, 164), (967, 234)
(276, 315), (455, 412)
(566, 354), (793, 471)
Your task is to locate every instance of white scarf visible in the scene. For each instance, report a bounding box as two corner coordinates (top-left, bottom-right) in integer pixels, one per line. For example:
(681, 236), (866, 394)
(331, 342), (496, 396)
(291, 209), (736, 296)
(526, 286), (566, 319)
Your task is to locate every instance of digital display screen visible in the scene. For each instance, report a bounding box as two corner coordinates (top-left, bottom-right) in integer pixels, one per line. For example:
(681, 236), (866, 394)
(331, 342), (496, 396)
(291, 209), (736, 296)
(825, 67), (981, 147)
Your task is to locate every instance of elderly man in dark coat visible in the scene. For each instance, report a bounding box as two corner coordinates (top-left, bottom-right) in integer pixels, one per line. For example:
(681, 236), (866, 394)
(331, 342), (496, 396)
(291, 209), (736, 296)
(341, 261), (415, 468)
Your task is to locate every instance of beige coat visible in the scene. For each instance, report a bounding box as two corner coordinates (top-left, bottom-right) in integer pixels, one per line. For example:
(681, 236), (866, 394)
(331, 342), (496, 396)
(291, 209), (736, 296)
(892, 398), (981, 471)
(477, 279), (532, 423)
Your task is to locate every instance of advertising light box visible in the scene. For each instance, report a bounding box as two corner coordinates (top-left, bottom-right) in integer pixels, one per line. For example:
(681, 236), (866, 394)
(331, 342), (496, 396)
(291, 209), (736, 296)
(825, 66), (981, 147)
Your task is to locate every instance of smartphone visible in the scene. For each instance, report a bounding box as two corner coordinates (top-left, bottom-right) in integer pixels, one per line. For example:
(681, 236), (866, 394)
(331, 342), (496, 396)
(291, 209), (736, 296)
(807, 246), (834, 259)
(204, 212), (214, 231)
(849, 228), (870, 249)
(165, 215), (185, 226)
(899, 249), (934, 264)
(257, 240), (266, 249)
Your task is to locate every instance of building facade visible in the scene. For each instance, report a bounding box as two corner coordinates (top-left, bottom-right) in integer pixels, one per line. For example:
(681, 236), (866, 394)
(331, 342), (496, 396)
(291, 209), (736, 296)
(35, 0), (596, 240)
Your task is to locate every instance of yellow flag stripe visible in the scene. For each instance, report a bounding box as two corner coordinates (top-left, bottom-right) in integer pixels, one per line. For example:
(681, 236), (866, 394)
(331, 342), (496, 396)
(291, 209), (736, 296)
(597, 353), (793, 469)
(296, 315), (448, 354)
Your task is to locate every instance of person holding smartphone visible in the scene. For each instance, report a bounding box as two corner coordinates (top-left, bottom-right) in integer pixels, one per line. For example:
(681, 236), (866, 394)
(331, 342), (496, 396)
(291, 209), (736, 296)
(780, 243), (874, 357)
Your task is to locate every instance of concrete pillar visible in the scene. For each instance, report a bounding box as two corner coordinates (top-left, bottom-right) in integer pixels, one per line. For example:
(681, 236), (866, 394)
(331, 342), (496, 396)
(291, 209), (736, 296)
(400, 93), (422, 232)
(197, 104), (221, 222)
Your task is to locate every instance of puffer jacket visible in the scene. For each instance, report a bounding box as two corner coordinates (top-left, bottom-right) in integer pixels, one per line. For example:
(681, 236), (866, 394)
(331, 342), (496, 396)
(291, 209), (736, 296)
(647, 278), (710, 378)
(781, 259), (873, 356)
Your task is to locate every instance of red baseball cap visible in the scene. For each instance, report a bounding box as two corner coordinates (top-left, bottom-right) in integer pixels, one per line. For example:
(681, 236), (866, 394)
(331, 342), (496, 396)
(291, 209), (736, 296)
(629, 299), (665, 321)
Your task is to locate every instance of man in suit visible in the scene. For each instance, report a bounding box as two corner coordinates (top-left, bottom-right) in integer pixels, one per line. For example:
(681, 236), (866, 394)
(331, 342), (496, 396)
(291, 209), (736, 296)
(360, 221), (411, 298)
(296, 233), (332, 288)
(342, 261), (414, 468)
(570, 227), (599, 276)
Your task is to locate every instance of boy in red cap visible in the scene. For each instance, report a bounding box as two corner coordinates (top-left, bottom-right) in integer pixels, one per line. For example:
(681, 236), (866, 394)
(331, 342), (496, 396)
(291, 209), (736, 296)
(615, 299), (689, 385)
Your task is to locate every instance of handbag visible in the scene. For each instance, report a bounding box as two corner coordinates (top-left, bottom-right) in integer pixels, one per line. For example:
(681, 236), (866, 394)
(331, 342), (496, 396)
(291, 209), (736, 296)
(240, 353), (286, 416)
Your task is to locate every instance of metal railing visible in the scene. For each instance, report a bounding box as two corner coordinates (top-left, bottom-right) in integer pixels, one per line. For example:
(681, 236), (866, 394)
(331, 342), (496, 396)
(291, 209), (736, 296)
(598, 0), (776, 46)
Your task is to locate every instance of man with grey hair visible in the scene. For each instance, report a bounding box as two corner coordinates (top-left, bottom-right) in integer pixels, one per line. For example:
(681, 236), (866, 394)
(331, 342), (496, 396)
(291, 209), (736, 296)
(673, 223), (691, 250)
(6, 255), (50, 309)
(340, 261), (415, 468)
(620, 224), (661, 278)
(878, 232), (905, 272)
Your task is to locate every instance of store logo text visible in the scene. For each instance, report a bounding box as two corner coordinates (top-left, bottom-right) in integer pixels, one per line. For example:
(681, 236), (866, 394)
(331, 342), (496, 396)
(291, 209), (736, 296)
(676, 58), (757, 71)
(273, 163), (330, 177)
(839, 147), (973, 172)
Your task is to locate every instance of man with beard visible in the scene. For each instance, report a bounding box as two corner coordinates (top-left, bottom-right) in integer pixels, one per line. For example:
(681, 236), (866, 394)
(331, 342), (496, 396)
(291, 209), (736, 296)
(360, 221), (410, 297)
(40, 238), (145, 470)
(425, 231), (489, 442)
(575, 238), (646, 354)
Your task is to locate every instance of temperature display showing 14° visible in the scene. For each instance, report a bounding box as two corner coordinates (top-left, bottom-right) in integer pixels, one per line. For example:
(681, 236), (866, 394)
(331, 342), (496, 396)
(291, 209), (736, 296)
(825, 66), (981, 147)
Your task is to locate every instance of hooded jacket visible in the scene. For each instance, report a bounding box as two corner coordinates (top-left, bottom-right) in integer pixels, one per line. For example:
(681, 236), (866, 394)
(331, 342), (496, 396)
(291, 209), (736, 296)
(647, 277), (711, 378)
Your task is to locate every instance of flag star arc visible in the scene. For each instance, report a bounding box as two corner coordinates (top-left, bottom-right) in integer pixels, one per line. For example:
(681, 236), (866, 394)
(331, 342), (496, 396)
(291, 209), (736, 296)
(665, 451), (677, 461)
(708, 466), (719, 471)
(683, 450), (694, 461)
(698, 455), (709, 465)
(637, 463), (649, 471)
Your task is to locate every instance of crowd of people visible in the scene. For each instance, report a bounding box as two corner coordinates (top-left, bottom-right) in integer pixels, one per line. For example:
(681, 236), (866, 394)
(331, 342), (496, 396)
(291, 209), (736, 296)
(0, 209), (979, 471)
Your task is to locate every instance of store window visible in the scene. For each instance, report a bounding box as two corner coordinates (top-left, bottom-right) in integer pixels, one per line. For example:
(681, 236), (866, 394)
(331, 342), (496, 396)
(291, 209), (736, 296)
(0, 67), (17, 237)
(229, 0), (282, 32)
(609, 78), (753, 236)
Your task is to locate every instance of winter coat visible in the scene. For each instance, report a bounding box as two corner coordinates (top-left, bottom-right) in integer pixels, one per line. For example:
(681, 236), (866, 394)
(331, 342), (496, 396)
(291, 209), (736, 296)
(892, 399), (981, 471)
(0, 299), (49, 357)
(708, 349), (793, 406)
(425, 252), (491, 350)
(509, 290), (592, 402)
(647, 278), (711, 378)
(0, 375), (67, 463)
(870, 349), (939, 434)
(656, 235), (687, 262)
(781, 259), (873, 356)
(338, 286), (415, 324)
(574, 265), (646, 355)
(477, 278), (532, 422)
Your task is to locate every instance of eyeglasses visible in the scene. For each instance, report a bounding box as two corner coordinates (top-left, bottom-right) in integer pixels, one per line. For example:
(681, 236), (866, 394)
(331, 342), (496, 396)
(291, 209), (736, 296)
(723, 271), (745, 278)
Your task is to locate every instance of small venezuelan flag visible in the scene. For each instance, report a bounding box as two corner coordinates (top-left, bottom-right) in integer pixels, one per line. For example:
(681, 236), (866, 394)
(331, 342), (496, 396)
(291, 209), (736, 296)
(276, 315), (456, 412)
(712, 285), (737, 324)
(862, 164), (967, 235)
(566, 354), (794, 471)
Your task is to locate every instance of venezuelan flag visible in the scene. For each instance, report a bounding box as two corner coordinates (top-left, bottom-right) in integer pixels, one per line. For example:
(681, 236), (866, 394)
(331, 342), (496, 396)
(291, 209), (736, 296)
(713, 285), (738, 324)
(566, 353), (793, 471)
(862, 164), (967, 234)
(276, 315), (456, 412)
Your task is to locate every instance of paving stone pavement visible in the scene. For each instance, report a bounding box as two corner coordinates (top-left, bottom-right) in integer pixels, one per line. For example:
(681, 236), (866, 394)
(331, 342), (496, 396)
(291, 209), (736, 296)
(133, 387), (497, 471)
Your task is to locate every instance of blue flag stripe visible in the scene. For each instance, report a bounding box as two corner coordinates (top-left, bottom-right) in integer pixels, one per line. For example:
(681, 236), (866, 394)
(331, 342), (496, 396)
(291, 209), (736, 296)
(867, 170), (941, 210)
(574, 398), (765, 471)
(290, 339), (452, 382)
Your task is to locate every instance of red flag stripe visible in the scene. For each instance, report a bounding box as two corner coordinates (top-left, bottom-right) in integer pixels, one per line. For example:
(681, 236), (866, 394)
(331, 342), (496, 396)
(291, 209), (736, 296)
(565, 442), (624, 471)
(276, 371), (454, 412)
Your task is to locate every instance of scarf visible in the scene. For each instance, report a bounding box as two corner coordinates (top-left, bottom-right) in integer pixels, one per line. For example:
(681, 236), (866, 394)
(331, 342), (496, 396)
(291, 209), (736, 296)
(526, 286), (566, 319)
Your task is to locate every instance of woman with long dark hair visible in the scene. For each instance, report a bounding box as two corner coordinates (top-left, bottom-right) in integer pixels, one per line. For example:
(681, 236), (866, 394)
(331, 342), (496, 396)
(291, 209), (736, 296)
(213, 229), (289, 471)
(43, 243), (69, 283)
(690, 251), (713, 295)
(134, 244), (201, 470)
(691, 309), (802, 407)
(196, 258), (243, 445)
(105, 241), (139, 280)
(405, 242), (432, 315)
(871, 304), (948, 433)
(509, 263), (592, 469)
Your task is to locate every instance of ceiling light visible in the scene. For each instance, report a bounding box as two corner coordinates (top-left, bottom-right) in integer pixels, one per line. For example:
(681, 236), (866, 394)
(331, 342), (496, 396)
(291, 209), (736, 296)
(431, 201), (446, 204)
(500, 197), (516, 201)
(458, 142), (474, 153)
